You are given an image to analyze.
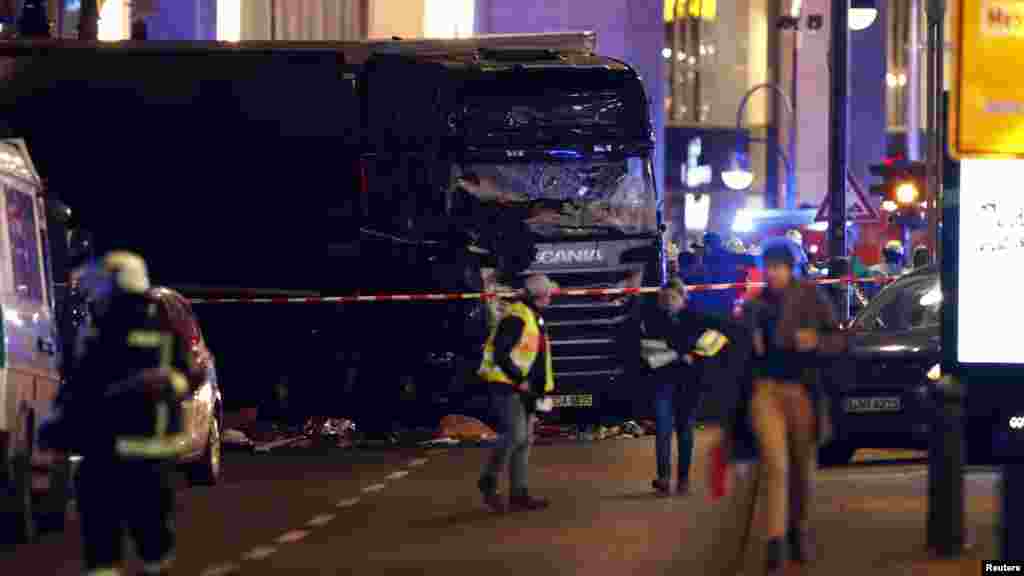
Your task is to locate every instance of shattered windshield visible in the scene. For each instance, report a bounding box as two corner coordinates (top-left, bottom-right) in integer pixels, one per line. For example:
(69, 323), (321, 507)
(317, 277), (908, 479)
(454, 156), (657, 235)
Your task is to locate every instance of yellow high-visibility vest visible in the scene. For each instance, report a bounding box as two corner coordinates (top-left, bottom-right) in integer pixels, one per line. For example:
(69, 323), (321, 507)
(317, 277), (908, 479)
(478, 301), (554, 393)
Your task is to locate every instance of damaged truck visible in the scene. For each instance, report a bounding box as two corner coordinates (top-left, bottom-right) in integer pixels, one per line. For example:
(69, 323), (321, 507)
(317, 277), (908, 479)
(0, 32), (664, 435)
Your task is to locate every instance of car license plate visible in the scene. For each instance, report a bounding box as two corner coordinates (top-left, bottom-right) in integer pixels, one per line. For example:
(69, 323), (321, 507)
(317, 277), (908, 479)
(549, 394), (594, 408)
(844, 396), (902, 413)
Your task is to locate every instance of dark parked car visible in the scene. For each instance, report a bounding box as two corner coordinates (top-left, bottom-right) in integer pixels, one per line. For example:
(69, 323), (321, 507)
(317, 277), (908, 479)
(147, 287), (224, 485)
(819, 266), (943, 465)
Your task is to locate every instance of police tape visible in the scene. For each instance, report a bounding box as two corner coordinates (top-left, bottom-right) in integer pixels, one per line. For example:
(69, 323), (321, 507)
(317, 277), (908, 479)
(185, 276), (892, 304)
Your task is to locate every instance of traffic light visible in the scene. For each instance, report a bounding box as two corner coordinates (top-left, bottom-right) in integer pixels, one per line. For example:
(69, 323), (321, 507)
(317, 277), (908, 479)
(869, 159), (927, 215)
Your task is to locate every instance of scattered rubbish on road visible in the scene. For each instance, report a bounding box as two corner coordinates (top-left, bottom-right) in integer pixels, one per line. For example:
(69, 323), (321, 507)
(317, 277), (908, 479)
(222, 428), (253, 449)
(622, 421), (646, 437)
(419, 437), (461, 447)
(437, 414), (497, 442)
(305, 418), (356, 438)
(253, 434), (309, 453)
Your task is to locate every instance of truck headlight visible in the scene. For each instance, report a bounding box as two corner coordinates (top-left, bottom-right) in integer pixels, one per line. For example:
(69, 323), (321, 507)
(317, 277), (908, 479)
(927, 363), (941, 382)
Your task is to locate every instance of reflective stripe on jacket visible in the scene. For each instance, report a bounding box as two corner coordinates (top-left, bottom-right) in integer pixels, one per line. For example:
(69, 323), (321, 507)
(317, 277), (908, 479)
(478, 301), (554, 392)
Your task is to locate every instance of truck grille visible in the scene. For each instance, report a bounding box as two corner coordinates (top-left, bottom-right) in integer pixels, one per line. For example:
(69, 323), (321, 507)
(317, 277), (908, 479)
(533, 265), (644, 395)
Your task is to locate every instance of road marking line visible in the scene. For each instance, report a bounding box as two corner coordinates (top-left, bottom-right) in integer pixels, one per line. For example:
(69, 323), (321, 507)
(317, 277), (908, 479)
(408, 458), (428, 467)
(337, 497), (361, 508)
(200, 562), (241, 576)
(307, 513), (335, 527)
(276, 530), (310, 544)
(362, 483), (386, 493)
(242, 547), (277, 561)
(386, 470), (409, 480)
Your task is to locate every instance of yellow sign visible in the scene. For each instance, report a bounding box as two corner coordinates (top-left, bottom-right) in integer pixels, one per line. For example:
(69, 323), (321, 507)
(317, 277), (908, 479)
(663, 0), (716, 22)
(951, 0), (1024, 158)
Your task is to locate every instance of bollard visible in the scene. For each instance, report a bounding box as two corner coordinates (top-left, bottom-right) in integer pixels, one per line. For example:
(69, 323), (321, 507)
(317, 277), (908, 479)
(927, 375), (964, 556)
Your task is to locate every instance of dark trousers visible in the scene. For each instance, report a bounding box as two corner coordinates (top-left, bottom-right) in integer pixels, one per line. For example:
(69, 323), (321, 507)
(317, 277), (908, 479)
(75, 457), (176, 574)
(482, 392), (533, 495)
(653, 371), (700, 483)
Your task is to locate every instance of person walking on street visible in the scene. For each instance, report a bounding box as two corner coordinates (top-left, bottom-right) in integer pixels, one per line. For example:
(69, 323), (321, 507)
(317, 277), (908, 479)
(40, 252), (200, 576)
(476, 274), (555, 513)
(689, 232), (757, 320)
(705, 243), (846, 575)
(624, 279), (730, 495)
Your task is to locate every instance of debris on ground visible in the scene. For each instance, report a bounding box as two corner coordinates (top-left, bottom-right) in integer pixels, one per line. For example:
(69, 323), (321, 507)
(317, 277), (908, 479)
(622, 421), (646, 437)
(418, 437), (461, 447)
(436, 414), (497, 442)
(301, 416), (358, 448)
(222, 428), (253, 448)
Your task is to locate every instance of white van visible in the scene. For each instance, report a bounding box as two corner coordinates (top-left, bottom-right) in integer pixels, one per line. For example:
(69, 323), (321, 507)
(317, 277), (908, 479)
(0, 138), (70, 544)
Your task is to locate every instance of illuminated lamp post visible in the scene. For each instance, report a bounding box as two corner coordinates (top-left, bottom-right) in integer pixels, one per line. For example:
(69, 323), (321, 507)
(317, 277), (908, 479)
(725, 83), (796, 208)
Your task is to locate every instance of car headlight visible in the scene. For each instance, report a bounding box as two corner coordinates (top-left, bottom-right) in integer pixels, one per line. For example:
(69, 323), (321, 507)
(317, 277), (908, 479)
(1010, 416), (1024, 430)
(927, 363), (941, 382)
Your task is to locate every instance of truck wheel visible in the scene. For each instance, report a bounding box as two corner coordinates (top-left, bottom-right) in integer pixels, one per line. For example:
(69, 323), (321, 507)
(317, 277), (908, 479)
(818, 441), (857, 467)
(186, 419), (221, 487)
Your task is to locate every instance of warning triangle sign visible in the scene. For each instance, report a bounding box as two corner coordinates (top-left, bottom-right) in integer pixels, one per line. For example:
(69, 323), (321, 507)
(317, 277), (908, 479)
(815, 170), (881, 223)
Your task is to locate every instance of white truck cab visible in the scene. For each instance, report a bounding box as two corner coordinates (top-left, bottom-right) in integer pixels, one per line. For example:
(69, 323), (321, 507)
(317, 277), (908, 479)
(0, 138), (69, 544)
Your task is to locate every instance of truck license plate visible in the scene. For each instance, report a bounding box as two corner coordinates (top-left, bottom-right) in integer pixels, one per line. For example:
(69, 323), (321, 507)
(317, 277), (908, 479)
(844, 396), (902, 413)
(550, 394), (594, 408)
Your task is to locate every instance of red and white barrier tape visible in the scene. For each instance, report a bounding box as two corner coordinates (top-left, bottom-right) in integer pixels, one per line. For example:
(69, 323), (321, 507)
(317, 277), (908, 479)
(186, 276), (892, 304)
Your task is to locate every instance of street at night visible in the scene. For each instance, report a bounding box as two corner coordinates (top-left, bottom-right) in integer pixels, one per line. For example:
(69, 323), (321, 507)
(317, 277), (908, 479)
(4, 0), (1024, 573)
(0, 433), (998, 574)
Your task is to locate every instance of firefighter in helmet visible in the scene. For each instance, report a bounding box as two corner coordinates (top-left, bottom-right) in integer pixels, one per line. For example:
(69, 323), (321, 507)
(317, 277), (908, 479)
(41, 251), (198, 576)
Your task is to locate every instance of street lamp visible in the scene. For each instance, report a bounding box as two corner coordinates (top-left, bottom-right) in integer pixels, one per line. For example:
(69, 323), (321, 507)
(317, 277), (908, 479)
(729, 83), (796, 206)
(722, 152), (755, 191)
(849, 0), (878, 31)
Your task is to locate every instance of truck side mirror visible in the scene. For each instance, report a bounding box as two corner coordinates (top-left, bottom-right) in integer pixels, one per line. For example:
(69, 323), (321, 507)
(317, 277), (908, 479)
(49, 201), (73, 226)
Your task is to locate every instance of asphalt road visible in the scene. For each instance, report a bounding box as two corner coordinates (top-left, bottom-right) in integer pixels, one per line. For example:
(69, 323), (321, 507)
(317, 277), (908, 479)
(0, 434), (1000, 575)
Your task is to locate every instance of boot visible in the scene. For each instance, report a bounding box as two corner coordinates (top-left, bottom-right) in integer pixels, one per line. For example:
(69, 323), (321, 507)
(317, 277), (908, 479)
(675, 480), (690, 496)
(509, 489), (549, 511)
(788, 528), (814, 564)
(651, 478), (671, 495)
(764, 537), (786, 576)
(477, 475), (505, 513)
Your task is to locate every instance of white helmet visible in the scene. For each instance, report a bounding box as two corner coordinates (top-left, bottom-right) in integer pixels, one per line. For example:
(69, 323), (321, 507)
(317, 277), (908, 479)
(77, 251), (151, 303)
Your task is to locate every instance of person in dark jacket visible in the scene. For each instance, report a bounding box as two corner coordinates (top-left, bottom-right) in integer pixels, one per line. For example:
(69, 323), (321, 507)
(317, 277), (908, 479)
(688, 232), (757, 319)
(41, 252), (199, 576)
(624, 278), (730, 495)
(706, 243), (845, 575)
(476, 274), (555, 513)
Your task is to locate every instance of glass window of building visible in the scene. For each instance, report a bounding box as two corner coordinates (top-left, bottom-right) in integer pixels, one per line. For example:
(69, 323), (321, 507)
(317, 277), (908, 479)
(662, 0), (771, 242)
